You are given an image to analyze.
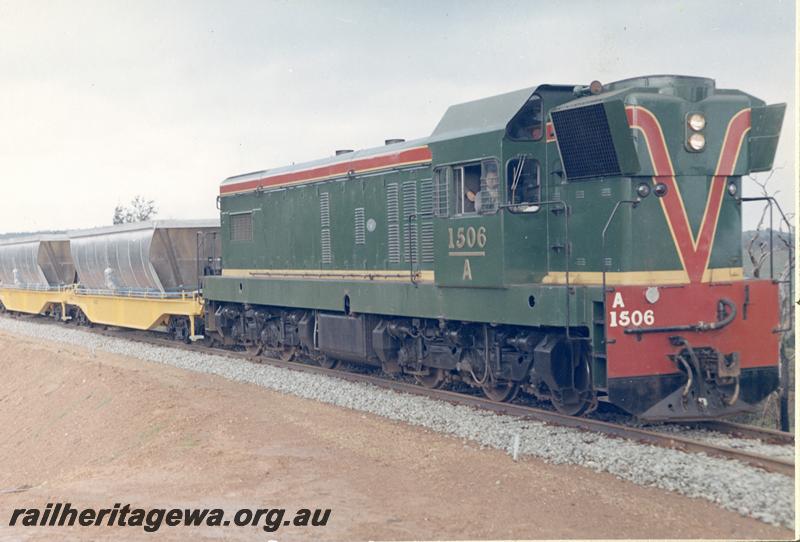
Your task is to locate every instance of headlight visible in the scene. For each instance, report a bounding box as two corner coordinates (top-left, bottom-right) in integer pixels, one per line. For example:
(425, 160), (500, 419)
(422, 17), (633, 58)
(727, 181), (738, 196)
(687, 113), (706, 131)
(688, 132), (706, 151)
(636, 183), (651, 198)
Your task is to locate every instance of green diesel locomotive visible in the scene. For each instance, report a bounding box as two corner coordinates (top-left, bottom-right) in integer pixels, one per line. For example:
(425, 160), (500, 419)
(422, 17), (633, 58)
(203, 75), (787, 420)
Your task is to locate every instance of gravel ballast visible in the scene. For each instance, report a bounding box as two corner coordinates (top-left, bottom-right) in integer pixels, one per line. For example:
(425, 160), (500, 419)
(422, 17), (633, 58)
(0, 316), (794, 529)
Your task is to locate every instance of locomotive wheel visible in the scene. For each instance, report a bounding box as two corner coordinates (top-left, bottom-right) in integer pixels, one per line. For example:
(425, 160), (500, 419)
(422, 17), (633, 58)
(551, 390), (595, 416)
(482, 380), (519, 402)
(317, 355), (338, 369)
(415, 367), (447, 389)
(550, 342), (597, 416)
(244, 343), (263, 357)
(280, 347), (296, 362)
(550, 351), (595, 416)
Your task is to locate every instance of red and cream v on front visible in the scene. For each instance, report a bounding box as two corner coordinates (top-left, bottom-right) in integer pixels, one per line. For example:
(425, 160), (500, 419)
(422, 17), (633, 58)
(627, 106), (750, 283)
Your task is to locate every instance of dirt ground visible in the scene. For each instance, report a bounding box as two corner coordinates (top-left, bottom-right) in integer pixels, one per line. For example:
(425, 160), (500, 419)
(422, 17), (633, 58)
(0, 330), (792, 541)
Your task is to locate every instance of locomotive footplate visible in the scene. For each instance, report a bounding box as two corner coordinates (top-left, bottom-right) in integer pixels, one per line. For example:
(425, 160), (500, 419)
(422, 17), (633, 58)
(663, 338), (741, 416)
(607, 366), (779, 421)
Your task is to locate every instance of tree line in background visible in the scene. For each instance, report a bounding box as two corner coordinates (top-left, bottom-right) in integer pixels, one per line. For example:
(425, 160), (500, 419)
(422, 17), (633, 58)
(113, 195), (157, 225)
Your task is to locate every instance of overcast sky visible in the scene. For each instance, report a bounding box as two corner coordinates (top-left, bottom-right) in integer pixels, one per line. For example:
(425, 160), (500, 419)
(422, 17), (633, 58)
(0, 0), (794, 232)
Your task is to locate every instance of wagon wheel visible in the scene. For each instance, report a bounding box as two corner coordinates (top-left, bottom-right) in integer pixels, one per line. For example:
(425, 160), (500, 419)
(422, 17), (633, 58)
(415, 367), (447, 389)
(170, 317), (191, 343)
(75, 309), (92, 328)
(51, 304), (63, 322)
(482, 380), (520, 402)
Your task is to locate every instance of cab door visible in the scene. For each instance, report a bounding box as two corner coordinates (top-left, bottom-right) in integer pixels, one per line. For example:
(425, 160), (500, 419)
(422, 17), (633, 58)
(433, 159), (505, 288)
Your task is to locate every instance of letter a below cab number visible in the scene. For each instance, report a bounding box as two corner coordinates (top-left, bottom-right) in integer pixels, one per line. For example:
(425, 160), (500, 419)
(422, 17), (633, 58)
(433, 220), (504, 288)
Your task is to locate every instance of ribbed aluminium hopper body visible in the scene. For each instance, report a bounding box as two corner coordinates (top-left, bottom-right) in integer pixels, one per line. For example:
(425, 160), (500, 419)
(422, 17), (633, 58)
(66, 220), (220, 336)
(0, 236), (75, 315)
(69, 219), (220, 293)
(0, 236), (74, 289)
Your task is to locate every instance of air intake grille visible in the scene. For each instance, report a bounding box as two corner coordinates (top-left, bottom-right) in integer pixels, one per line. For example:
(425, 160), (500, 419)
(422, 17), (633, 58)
(419, 179), (434, 263)
(319, 193), (332, 264)
(402, 180), (418, 263)
(386, 183), (401, 263)
(230, 212), (253, 241)
(354, 207), (366, 245)
(551, 103), (621, 180)
(319, 192), (330, 227)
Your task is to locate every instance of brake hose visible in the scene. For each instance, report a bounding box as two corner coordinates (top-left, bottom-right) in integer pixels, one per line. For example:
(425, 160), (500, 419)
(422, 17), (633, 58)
(624, 298), (736, 335)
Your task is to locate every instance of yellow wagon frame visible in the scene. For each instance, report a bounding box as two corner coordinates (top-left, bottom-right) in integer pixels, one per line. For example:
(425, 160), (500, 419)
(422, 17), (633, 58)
(0, 286), (204, 338)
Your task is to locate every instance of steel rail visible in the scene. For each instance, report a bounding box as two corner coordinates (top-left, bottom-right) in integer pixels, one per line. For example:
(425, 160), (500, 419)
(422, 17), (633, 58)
(688, 420), (795, 445)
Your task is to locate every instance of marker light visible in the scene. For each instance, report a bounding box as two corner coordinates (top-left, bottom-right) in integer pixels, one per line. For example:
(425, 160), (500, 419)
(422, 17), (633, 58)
(637, 183), (651, 198)
(688, 132), (706, 151)
(727, 181), (738, 197)
(645, 287), (660, 304)
(654, 183), (668, 197)
(688, 113), (706, 131)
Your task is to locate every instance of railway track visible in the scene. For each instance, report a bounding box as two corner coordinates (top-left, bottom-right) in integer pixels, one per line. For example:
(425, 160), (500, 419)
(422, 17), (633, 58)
(7, 313), (796, 477)
(686, 420), (794, 445)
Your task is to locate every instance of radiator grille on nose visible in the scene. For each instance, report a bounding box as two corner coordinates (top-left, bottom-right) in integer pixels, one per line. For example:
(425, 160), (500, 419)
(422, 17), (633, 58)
(551, 103), (622, 180)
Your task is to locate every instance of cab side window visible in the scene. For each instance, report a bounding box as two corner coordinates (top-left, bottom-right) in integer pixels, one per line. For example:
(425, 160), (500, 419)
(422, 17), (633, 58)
(436, 159), (501, 216)
(453, 163), (481, 215)
(507, 156), (540, 204)
(433, 167), (451, 217)
(476, 159), (499, 214)
(506, 94), (543, 141)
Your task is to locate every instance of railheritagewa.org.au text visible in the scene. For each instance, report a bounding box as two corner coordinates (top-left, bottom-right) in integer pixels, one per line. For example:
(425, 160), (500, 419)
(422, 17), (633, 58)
(9, 503), (331, 533)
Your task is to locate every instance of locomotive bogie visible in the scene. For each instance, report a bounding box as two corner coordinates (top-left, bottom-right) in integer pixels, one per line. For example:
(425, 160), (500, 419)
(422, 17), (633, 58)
(203, 297), (596, 409)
